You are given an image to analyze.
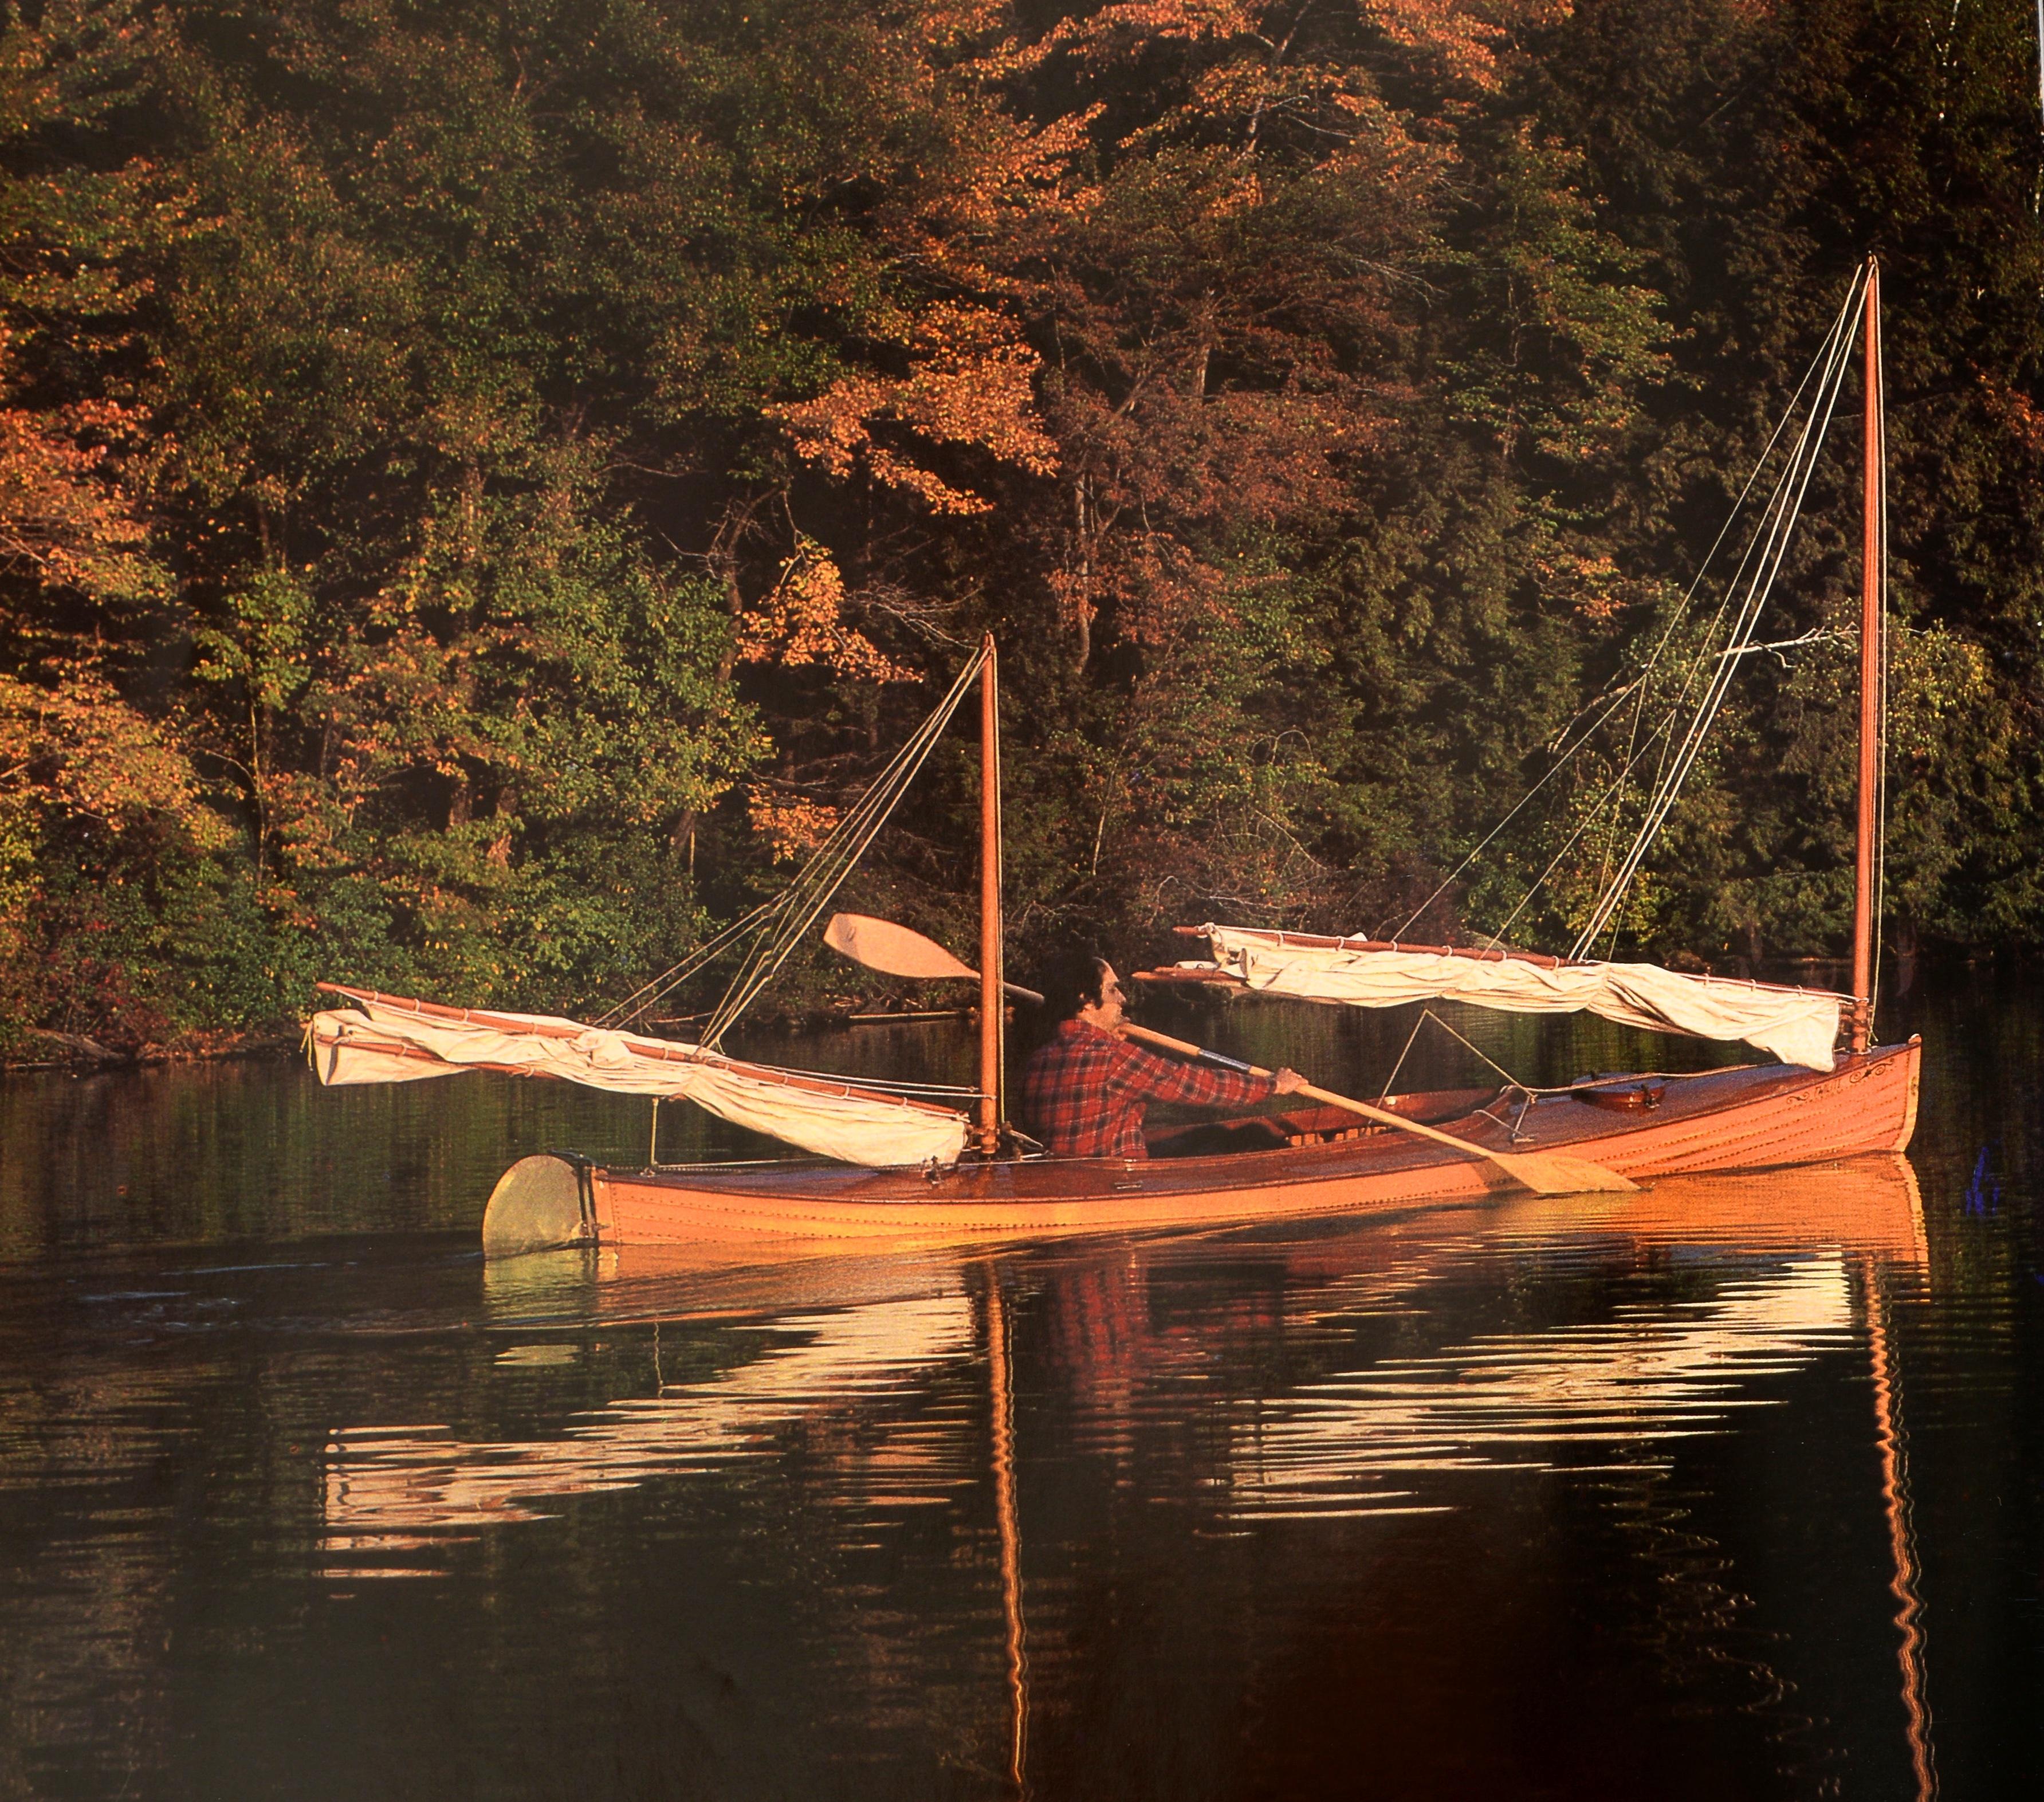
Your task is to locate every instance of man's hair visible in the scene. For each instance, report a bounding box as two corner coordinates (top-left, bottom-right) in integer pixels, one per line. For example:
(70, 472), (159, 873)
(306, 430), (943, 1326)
(1038, 947), (1111, 1022)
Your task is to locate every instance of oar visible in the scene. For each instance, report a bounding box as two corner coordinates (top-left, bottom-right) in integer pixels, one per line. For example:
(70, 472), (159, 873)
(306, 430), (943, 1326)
(823, 913), (1045, 1003)
(1119, 1022), (1638, 1197)
(822, 912), (1634, 1196)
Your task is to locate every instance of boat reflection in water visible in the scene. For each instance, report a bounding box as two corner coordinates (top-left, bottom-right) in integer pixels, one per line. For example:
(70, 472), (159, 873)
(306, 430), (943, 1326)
(323, 1155), (1933, 1796)
(1220, 1162), (1926, 1520)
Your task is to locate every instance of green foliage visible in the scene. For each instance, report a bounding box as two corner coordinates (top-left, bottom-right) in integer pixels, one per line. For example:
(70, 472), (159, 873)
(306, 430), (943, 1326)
(3, 0), (2044, 1050)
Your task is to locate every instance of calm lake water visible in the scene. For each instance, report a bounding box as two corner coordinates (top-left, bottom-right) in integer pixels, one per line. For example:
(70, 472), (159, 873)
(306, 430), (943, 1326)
(2, 973), (2039, 1799)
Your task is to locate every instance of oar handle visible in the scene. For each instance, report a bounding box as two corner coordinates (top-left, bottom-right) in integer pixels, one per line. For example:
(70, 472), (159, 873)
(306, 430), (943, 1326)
(1118, 1022), (1494, 1157)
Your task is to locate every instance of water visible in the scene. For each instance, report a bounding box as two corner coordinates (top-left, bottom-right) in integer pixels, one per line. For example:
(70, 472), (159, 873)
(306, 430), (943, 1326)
(1, 974), (2039, 1799)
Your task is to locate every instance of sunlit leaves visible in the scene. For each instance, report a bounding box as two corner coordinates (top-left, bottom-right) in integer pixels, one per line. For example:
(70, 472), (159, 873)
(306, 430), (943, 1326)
(2, 0), (2042, 1046)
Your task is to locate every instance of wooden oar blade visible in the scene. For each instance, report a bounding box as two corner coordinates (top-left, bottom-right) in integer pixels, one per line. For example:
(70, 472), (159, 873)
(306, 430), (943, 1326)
(1492, 1152), (1639, 1196)
(824, 913), (1047, 1004)
(824, 913), (977, 981)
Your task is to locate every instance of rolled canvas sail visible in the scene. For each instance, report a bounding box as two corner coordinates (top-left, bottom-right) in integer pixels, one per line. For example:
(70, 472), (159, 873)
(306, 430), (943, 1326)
(1196, 926), (1844, 1070)
(309, 992), (970, 1167)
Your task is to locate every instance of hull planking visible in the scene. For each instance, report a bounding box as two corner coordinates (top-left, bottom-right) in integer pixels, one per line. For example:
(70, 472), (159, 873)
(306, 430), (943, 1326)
(482, 1038), (1921, 1257)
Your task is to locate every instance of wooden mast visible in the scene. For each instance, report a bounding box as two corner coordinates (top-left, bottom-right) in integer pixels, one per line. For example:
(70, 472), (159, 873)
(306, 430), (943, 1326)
(1851, 260), (1882, 1053)
(978, 635), (1005, 1154)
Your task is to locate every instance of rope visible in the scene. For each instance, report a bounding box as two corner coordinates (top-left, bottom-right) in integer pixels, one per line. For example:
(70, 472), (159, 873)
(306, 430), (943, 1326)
(1572, 268), (1868, 956)
(599, 646), (990, 1046)
(1373, 1006), (1530, 1102)
(1485, 329), (1864, 962)
(1390, 278), (1858, 944)
(1602, 278), (1868, 900)
(1410, 1008), (1528, 1090)
(1376, 1008), (1430, 1104)
(1481, 713), (1682, 953)
(700, 646), (989, 1048)
(1583, 277), (1864, 952)
(597, 896), (780, 1029)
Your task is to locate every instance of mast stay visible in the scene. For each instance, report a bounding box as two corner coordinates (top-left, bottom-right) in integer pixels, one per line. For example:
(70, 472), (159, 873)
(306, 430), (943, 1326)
(1366, 262), (1889, 1040)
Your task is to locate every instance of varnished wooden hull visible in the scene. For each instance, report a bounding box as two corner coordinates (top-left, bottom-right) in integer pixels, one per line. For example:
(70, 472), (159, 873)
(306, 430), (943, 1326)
(481, 1038), (1920, 1257)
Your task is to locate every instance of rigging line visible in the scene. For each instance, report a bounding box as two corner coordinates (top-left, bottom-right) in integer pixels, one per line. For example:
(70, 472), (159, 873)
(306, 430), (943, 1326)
(1575, 282), (1865, 955)
(705, 763), (934, 1039)
(1377, 1007), (1432, 1105)
(1587, 469), (1808, 960)
(700, 667), (975, 1046)
(1377, 1008), (1530, 1110)
(1589, 665), (1658, 904)
(771, 1074), (981, 1097)
(1413, 1008), (1529, 1091)
(1618, 274), (1866, 832)
(702, 648), (989, 1047)
(1555, 336), (1846, 960)
(1389, 276), (1865, 944)
(1483, 716), (1681, 952)
(1605, 272), (1861, 759)
(606, 651), (984, 1031)
(709, 659), (978, 1016)
(1383, 677), (1655, 938)
(1579, 383), (1838, 959)
(597, 896), (781, 1029)
(1597, 274), (1869, 923)
(624, 725), (937, 1037)
(1586, 272), (1864, 814)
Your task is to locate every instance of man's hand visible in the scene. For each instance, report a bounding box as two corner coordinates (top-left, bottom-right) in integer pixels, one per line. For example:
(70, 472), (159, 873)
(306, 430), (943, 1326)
(1272, 1067), (1307, 1094)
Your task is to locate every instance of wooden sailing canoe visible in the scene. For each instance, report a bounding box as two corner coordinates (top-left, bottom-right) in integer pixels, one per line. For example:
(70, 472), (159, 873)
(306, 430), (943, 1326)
(481, 1035), (1920, 1255)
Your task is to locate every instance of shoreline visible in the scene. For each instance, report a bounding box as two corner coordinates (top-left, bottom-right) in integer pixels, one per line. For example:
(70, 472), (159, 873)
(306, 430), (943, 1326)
(1, 995), (982, 1074)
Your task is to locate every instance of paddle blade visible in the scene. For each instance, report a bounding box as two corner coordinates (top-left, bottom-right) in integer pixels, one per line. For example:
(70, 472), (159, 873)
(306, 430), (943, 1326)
(1492, 1152), (1639, 1196)
(824, 913), (977, 982)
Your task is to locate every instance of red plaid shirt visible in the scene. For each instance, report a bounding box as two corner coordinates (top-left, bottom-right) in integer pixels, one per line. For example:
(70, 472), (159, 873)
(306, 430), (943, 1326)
(1019, 1019), (1276, 1159)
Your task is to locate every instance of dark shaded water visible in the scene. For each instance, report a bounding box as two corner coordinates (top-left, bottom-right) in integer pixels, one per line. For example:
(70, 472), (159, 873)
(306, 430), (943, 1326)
(2, 976), (2040, 1799)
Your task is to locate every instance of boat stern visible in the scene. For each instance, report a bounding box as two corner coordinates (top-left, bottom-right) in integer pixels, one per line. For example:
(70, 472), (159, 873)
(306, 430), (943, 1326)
(482, 1154), (599, 1257)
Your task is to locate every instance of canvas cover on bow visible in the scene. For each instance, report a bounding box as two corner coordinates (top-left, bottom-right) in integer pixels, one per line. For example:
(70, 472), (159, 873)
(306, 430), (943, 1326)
(1189, 926), (1845, 1071)
(309, 989), (970, 1167)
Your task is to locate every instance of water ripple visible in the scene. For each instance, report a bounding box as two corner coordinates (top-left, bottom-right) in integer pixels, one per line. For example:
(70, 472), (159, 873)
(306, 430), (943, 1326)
(1226, 1255), (1856, 1520)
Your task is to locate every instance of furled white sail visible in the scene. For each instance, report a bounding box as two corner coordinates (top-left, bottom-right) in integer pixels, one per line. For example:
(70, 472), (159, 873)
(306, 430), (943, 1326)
(308, 990), (970, 1167)
(1193, 926), (1844, 1071)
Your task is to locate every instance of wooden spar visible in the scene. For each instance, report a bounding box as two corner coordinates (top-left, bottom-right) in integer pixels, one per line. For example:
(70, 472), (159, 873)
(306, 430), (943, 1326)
(978, 635), (1005, 1155)
(310, 982), (966, 1117)
(1852, 259), (1883, 1052)
(1163, 924), (1853, 1004)
(1168, 923), (1570, 967)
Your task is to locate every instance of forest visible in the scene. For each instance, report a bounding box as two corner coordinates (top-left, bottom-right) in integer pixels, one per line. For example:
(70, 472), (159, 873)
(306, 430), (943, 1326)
(3, 0), (2042, 1054)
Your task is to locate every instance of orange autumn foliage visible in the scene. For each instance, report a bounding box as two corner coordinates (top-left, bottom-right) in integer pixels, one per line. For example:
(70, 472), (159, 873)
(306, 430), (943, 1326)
(738, 539), (917, 683)
(0, 329), (154, 604)
(748, 791), (844, 863)
(774, 306), (1059, 516)
(0, 672), (203, 832)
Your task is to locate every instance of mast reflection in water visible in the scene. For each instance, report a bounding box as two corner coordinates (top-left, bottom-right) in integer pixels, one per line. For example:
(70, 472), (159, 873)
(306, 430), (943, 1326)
(309, 1156), (1935, 1800)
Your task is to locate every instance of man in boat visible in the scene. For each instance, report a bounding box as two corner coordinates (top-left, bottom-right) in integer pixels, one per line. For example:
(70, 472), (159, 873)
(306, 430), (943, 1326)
(1020, 949), (1305, 1159)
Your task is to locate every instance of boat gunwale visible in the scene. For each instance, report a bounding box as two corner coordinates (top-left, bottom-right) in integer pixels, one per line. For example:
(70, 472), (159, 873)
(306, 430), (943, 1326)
(570, 1039), (1919, 1208)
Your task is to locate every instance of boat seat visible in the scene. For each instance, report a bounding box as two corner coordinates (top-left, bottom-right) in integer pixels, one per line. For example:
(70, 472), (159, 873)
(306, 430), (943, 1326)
(1146, 1117), (1294, 1159)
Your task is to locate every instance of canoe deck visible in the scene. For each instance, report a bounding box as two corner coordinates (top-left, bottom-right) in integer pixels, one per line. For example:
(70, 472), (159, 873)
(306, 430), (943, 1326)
(482, 1038), (1920, 1256)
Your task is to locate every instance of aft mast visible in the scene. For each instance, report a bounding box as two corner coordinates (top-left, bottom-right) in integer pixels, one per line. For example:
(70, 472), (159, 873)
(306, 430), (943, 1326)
(977, 634), (1007, 1154)
(1851, 260), (1884, 1053)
